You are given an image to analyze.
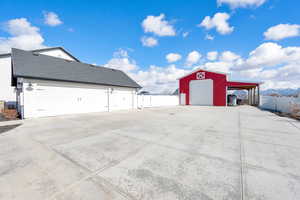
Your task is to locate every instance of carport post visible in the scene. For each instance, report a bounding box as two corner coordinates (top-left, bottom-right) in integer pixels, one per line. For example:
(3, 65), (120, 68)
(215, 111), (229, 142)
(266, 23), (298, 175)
(257, 86), (260, 106)
(251, 89), (253, 105)
(251, 88), (255, 106)
(248, 89), (252, 105)
(253, 87), (256, 105)
(252, 88), (255, 106)
(248, 89), (250, 105)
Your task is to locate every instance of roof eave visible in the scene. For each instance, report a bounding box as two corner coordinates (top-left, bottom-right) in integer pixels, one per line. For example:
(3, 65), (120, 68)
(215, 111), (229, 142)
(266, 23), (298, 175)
(177, 68), (229, 80)
(14, 75), (141, 89)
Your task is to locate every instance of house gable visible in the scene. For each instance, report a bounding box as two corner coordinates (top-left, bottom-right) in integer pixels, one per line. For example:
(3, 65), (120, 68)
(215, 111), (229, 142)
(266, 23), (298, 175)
(0, 47), (79, 102)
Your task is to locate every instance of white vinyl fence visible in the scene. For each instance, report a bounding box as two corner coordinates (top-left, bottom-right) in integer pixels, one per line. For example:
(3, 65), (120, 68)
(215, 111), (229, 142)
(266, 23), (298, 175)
(137, 95), (179, 108)
(260, 95), (300, 114)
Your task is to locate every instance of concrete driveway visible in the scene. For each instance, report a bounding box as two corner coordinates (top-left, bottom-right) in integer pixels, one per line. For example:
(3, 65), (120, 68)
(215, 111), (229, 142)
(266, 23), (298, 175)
(0, 106), (300, 200)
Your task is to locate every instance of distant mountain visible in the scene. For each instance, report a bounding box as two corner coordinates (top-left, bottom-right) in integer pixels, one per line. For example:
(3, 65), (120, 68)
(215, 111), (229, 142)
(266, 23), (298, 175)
(261, 88), (300, 96)
(233, 88), (300, 98)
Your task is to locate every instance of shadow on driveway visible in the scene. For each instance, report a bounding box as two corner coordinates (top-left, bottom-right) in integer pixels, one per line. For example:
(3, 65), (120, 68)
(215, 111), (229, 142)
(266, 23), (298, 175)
(0, 124), (22, 135)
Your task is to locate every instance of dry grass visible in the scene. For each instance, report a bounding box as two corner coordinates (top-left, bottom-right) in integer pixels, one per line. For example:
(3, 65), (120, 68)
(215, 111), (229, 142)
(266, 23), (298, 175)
(290, 103), (300, 120)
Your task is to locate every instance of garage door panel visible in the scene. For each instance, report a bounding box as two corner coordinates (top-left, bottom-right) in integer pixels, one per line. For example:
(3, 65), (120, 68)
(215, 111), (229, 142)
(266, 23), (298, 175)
(190, 79), (213, 106)
(24, 85), (108, 118)
(110, 90), (134, 111)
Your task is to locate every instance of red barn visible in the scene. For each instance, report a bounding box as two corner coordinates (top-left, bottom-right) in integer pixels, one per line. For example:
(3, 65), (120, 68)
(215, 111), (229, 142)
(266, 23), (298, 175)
(178, 69), (260, 106)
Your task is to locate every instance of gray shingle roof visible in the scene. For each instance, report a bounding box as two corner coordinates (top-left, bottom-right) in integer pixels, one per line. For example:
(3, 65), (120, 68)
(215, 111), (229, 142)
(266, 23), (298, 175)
(11, 48), (141, 88)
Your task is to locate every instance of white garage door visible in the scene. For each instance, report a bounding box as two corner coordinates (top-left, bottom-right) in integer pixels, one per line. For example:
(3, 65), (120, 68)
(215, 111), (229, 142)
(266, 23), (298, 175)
(189, 79), (213, 106)
(23, 83), (109, 118)
(109, 89), (135, 111)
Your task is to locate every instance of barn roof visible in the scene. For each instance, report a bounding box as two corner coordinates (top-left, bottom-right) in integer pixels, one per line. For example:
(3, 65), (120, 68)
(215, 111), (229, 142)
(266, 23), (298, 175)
(178, 68), (228, 80)
(11, 48), (141, 88)
(226, 81), (261, 90)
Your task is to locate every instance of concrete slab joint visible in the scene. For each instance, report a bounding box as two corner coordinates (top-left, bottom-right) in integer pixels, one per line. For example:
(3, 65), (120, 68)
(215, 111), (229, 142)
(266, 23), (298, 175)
(0, 106), (299, 199)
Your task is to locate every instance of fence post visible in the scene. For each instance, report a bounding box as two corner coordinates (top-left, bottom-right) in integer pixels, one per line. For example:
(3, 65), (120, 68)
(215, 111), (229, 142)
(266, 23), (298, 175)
(275, 97), (277, 112)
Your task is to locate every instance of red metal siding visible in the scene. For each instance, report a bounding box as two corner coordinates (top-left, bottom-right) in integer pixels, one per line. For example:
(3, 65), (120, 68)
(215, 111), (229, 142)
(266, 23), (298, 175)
(179, 70), (227, 106)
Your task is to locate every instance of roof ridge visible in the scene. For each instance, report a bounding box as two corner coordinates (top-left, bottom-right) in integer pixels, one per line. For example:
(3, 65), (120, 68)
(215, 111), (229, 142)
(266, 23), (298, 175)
(1, 46), (80, 62)
(18, 48), (121, 72)
(178, 68), (228, 80)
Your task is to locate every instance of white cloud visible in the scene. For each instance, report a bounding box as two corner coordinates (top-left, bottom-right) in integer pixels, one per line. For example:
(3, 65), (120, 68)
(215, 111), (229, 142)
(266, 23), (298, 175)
(231, 42), (300, 73)
(217, 0), (267, 9)
(142, 14), (176, 36)
(166, 53), (182, 63)
(238, 66), (300, 90)
(182, 32), (189, 38)
(190, 42), (300, 90)
(104, 49), (138, 72)
(129, 65), (188, 94)
(141, 36), (158, 47)
(199, 13), (234, 35)
(186, 43), (300, 90)
(230, 42), (300, 90)
(220, 51), (240, 62)
(205, 34), (214, 40)
(0, 18), (46, 53)
(186, 51), (202, 66)
(44, 11), (63, 26)
(105, 43), (300, 92)
(245, 42), (290, 68)
(264, 24), (300, 41)
(202, 61), (232, 73)
(105, 49), (188, 94)
(207, 51), (218, 61)
(261, 80), (300, 90)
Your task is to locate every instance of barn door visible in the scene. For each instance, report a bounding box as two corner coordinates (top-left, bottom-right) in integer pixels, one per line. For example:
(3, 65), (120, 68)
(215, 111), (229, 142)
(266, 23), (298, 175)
(189, 79), (213, 106)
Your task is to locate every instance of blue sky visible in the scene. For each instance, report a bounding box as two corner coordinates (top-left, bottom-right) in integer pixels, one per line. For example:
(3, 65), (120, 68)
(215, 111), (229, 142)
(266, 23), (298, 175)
(1, 0), (300, 93)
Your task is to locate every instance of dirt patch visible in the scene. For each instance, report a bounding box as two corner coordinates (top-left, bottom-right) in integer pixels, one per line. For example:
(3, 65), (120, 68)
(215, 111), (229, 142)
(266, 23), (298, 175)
(0, 111), (19, 122)
(272, 111), (300, 121)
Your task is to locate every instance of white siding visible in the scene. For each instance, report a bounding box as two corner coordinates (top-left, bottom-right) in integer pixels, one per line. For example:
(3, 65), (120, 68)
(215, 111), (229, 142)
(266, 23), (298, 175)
(137, 95), (179, 108)
(0, 57), (15, 102)
(19, 78), (137, 118)
(17, 78), (179, 118)
(180, 93), (186, 105)
(109, 88), (137, 111)
(39, 49), (76, 61)
(0, 48), (77, 103)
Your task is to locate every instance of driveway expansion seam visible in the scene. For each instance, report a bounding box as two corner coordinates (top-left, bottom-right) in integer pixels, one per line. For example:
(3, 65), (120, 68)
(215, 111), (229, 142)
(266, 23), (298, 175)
(238, 110), (245, 200)
(241, 138), (300, 150)
(244, 162), (300, 180)
(111, 127), (241, 166)
(242, 129), (300, 140)
(29, 137), (139, 200)
(288, 121), (300, 131)
(244, 127), (298, 135)
(48, 148), (144, 200)
(30, 109), (241, 200)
